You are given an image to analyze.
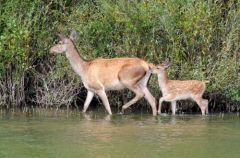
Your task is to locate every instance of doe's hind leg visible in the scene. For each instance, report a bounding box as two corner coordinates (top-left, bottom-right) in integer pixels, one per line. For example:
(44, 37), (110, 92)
(121, 85), (145, 114)
(141, 87), (157, 116)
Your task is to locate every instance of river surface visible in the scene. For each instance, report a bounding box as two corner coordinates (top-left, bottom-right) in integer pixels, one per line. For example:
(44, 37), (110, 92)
(0, 109), (240, 158)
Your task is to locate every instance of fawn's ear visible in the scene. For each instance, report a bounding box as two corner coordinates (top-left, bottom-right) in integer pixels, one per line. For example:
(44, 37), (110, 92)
(69, 30), (77, 42)
(58, 34), (66, 41)
(163, 59), (171, 69)
(155, 64), (164, 70)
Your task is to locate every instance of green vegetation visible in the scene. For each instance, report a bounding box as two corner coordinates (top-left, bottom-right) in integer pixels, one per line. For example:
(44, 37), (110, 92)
(0, 0), (239, 112)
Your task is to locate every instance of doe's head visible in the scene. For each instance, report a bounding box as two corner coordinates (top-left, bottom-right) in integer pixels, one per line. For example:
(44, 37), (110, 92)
(49, 30), (77, 54)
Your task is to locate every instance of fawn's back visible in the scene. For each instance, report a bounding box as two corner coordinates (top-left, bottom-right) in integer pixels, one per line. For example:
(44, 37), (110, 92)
(163, 80), (205, 95)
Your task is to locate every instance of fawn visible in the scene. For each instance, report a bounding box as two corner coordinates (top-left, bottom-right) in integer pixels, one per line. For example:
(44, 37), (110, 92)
(152, 60), (209, 115)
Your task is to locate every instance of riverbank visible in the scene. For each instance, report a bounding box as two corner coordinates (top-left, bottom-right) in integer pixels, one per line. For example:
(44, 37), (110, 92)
(0, 90), (239, 114)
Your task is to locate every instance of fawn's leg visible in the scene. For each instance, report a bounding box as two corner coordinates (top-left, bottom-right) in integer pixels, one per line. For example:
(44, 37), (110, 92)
(171, 101), (177, 115)
(96, 90), (112, 115)
(82, 90), (94, 113)
(158, 95), (174, 115)
(192, 95), (206, 115)
(158, 98), (166, 115)
(203, 99), (209, 114)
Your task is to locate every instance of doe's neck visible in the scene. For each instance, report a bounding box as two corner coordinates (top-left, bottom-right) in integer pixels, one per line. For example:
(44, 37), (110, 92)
(65, 42), (88, 76)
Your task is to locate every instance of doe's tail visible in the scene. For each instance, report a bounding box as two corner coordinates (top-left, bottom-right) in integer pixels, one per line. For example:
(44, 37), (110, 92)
(139, 63), (156, 87)
(148, 63), (156, 70)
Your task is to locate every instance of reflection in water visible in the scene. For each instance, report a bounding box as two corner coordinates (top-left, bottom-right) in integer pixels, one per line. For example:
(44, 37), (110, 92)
(0, 110), (240, 158)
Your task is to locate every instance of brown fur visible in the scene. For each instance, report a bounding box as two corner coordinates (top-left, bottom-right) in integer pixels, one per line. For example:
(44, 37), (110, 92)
(50, 30), (157, 115)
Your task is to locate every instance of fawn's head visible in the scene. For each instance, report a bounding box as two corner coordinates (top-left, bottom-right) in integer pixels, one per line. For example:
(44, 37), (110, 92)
(153, 60), (170, 75)
(50, 30), (77, 54)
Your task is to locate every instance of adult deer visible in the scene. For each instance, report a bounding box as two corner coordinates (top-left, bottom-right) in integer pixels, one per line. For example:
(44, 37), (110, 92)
(152, 60), (209, 115)
(50, 30), (157, 116)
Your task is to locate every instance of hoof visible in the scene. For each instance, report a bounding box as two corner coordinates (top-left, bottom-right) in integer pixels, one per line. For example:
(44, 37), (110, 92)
(153, 112), (157, 116)
(121, 108), (125, 114)
(119, 112), (124, 115)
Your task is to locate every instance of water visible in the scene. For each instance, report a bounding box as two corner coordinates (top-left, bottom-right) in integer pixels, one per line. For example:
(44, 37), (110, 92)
(0, 109), (240, 158)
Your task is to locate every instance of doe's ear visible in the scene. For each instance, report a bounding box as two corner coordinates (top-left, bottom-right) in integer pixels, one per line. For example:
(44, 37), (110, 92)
(69, 30), (77, 42)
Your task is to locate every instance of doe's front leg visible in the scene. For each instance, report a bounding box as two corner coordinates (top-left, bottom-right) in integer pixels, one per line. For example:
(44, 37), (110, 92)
(82, 90), (94, 113)
(96, 90), (112, 115)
